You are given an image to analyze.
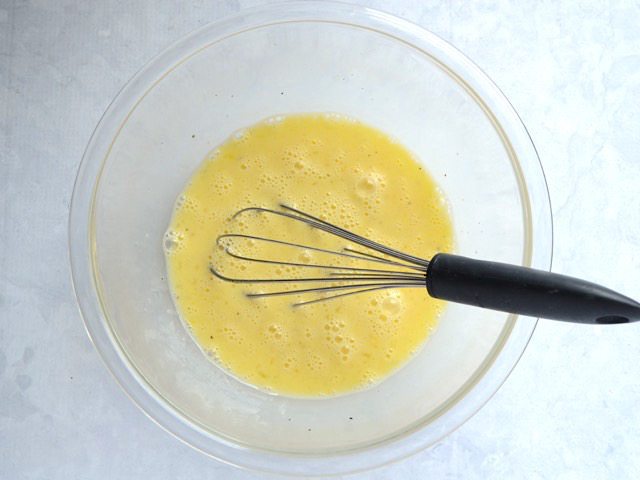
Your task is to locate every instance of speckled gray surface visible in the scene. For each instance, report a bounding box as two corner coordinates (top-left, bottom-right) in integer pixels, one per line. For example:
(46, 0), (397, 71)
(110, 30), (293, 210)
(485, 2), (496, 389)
(1, 1), (640, 478)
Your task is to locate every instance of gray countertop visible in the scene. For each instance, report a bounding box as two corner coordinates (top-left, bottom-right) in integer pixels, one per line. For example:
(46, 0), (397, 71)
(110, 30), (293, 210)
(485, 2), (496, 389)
(2, 1), (639, 478)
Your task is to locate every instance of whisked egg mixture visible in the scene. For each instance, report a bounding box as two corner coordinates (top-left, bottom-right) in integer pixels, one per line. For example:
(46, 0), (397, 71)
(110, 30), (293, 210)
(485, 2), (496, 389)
(164, 114), (453, 396)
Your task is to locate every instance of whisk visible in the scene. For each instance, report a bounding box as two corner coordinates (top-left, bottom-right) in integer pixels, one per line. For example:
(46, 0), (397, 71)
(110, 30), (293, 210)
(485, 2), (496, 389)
(211, 204), (640, 324)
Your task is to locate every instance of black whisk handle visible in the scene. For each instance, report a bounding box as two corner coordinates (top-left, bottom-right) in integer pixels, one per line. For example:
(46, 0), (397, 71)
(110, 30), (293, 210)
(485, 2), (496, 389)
(426, 253), (640, 324)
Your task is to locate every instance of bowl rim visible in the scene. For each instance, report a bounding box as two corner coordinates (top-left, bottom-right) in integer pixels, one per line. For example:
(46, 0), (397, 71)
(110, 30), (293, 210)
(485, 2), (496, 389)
(69, 1), (553, 476)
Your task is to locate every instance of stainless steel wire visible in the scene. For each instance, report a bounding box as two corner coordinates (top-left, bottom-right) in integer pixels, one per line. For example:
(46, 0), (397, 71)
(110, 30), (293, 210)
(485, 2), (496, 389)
(210, 204), (430, 306)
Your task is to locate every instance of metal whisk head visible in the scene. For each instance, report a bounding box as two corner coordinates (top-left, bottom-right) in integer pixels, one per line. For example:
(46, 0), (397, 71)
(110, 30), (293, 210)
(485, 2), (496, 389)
(210, 204), (430, 306)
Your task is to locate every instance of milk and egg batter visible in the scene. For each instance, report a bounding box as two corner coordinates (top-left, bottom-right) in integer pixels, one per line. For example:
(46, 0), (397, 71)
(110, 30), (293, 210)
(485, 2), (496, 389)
(164, 114), (453, 396)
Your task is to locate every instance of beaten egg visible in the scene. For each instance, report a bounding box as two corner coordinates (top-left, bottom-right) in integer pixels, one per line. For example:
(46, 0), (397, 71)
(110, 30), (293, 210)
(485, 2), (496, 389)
(164, 114), (453, 396)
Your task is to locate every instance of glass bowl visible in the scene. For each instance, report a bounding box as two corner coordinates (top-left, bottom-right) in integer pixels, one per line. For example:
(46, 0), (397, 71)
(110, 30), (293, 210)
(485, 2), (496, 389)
(69, 2), (552, 476)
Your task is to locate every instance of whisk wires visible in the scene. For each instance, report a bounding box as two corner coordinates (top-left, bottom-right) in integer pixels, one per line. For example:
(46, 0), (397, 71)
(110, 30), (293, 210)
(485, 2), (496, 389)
(210, 204), (429, 306)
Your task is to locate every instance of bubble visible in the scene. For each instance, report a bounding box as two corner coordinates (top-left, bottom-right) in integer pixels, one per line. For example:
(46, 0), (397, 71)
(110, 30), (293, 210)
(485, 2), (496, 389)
(266, 115), (284, 124)
(163, 237), (178, 253)
(298, 250), (312, 263)
(381, 291), (404, 315)
(267, 324), (284, 340)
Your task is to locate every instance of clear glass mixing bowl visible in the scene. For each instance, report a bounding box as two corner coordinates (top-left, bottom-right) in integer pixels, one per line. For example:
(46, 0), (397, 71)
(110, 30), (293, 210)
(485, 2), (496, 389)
(69, 2), (552, 476)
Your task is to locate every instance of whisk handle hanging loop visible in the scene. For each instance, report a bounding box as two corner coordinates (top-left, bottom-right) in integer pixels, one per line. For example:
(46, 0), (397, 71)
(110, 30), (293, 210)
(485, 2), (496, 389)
(426, 253), (640, 324)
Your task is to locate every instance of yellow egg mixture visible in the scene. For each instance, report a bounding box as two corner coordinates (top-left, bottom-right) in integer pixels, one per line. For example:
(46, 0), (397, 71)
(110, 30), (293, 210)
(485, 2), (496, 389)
(164, 114), (453, 396)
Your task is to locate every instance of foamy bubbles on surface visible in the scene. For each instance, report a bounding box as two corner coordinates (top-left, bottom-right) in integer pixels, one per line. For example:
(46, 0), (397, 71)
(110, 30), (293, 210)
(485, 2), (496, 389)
(265, 115), (284, 125)
(321, 112), (358, 123)
(174, 194), (186, 209)
(164, 113), (453, 397)
(206, 149), (221, 161)
(163, 229), (184, 254)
